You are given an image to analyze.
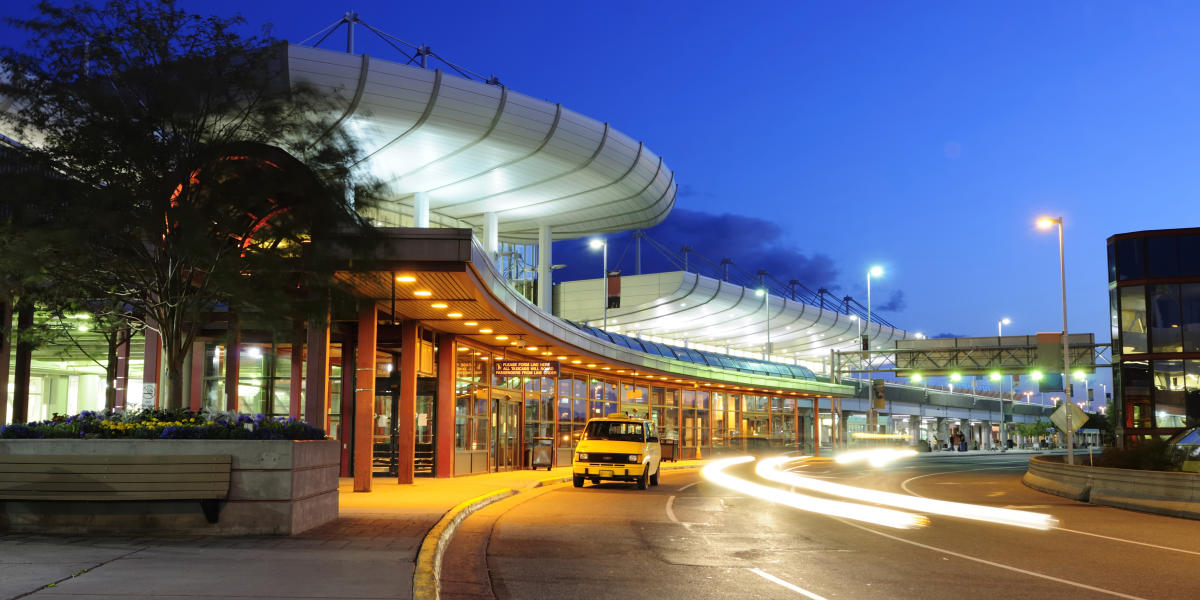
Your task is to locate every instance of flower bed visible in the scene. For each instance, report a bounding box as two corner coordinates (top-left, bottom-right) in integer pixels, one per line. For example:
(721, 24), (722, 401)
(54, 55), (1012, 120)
(0, 408), (326, 440)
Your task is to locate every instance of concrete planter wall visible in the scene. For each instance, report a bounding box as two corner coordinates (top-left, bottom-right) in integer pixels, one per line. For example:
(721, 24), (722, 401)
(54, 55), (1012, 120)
(0, 439), (339, 535)
(1023, 454), (1200, 520)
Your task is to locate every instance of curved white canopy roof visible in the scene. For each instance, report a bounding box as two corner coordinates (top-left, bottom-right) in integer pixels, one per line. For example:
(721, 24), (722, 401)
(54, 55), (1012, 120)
(286, 44), (676, 242)
(557, 271), (911, 360)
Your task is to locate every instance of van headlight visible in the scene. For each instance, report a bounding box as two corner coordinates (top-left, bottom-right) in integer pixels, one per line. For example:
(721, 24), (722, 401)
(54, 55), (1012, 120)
(628, 454), (639, 463)
(577, 453), (589, 461)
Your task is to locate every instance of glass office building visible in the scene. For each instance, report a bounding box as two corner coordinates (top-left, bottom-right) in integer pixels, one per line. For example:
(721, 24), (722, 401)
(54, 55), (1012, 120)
(1108, 228), (1200, 444)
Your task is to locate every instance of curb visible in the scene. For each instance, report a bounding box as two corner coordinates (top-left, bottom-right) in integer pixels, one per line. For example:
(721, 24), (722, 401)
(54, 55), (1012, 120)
(412, 488), (516, 600)
(412, 463), (705, 599)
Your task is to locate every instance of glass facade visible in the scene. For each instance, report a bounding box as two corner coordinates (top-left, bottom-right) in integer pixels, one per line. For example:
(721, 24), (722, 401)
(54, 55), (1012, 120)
(1108, 229), (1200, 443)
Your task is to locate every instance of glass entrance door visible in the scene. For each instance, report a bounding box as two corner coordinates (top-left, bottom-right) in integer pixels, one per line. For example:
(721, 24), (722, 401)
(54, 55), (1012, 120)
(373, 377), (399, 477)
(491, 397), (522, 471)
(415, 377), (436, 477)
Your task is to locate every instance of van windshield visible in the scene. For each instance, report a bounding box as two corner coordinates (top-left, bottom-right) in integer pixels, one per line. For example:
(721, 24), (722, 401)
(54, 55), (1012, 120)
(584, 420), (644, 442)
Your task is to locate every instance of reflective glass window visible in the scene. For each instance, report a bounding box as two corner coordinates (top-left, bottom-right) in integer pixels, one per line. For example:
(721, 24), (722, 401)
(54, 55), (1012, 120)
(1117, 238), (1144, 281)
(1149, 284), (1182, 353)
(1119, 285), (1147, 354)
(1147, 236), (1181, 278)
(1180, 235), (1200, 277)
(1181, 284), (1200, 352)
(1187, 360), (1200, 427)
(1153, 360), (1187, 428)
(1107, 241), (1117, 283)
(1122, 361), (1152, 429)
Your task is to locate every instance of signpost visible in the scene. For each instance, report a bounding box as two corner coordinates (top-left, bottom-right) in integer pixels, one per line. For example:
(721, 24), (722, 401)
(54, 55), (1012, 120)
(1050, 401), (1087, 436)
(493, 361), (560, 378)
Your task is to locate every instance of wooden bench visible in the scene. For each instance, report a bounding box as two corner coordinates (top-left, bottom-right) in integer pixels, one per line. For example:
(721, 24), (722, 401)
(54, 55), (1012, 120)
(0, 454), (232, 523)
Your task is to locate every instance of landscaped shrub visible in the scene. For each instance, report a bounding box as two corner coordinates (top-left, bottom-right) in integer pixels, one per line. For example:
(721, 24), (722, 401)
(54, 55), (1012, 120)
(0, 408), (326, 440)
(1091, 437), (1176, 471)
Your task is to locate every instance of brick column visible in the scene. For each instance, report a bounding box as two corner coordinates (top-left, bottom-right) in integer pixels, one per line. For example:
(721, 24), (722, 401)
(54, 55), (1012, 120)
(353, 301), (377, 492)
(396, 321), (417, 484)
(436, 333), (456, 477)
(189, 341), (204, 411)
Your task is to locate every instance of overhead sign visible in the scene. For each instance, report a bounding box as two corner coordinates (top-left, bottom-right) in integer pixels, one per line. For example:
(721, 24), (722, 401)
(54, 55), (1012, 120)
(493, 360), (560, 378)
(1050, 401), (1088, 433)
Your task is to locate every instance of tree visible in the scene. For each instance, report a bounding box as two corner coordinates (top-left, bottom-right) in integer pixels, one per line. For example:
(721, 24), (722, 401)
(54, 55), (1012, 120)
(1, 1), (376, 409)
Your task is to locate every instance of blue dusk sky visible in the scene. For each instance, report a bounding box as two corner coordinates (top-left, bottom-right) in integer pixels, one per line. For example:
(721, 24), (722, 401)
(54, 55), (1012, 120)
(7, 1), (1200, 394)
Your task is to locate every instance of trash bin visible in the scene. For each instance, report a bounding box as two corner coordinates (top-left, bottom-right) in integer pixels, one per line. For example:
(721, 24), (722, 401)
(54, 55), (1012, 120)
(660, 439), (677, 462)
(531, 439), (553, 470)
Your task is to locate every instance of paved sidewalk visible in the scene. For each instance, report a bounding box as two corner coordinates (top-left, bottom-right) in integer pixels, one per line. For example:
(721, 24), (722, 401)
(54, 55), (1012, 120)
(0, 451), (1055, 599)
(0, 460), (707, 600)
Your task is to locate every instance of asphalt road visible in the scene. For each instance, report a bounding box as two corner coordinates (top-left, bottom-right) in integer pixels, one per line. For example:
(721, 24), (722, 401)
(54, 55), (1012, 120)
(442, 453), (1200, 600)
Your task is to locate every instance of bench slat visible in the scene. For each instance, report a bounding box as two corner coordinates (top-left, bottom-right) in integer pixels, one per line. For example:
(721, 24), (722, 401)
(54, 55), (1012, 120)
(0, 463), (230, 475)
(0, 455), (231, 465)
(1, 480), (228, 492)
(0, 489), (227, 500)
(0, 472), (229, 484)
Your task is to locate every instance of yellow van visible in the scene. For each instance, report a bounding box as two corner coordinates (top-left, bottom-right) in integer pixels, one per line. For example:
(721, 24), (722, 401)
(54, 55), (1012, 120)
(572, 413), (662, 489)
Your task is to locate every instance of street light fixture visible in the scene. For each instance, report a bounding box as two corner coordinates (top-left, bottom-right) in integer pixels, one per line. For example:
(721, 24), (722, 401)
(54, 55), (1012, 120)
(998, 317), (1010, 337)
(866, 265), (883, 433)
(1037, 215), (1074, 464)
(589, 238), (608, 331)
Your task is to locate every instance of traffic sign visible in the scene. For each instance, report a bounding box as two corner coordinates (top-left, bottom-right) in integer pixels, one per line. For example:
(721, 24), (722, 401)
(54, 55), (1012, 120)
(1050, 401), (1087, 433)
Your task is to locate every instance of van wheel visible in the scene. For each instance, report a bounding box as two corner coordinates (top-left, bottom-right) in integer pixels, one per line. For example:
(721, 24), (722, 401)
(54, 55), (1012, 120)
(650, 463), (660, 486)
(573, 475), (584, 488)
(637, 467), (649, 490)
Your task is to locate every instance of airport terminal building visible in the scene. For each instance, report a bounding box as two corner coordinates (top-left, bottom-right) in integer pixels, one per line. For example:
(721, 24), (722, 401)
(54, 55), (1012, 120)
(1, 44), (1055, 486)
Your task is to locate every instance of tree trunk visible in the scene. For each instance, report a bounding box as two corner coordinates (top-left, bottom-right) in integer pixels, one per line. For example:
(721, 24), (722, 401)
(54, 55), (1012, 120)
(166, 360), (185, 410)
(12, 300), (34, 423)
(105, 333), (118, 410)
(0, 299), (11, 425)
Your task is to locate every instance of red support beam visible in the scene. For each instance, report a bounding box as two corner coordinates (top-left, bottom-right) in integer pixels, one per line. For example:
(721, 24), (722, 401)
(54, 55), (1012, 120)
(436, 333), (456, 478)
(396, 321), (417, 484)
(353, 302), (377, 492)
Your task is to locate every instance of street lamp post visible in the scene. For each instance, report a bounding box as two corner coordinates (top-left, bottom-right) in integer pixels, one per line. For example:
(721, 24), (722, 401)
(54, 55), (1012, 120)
(998, 317), (1011, 448)
(866, 265), (883, 433)
(589, 238), (608, 331)
(1037, 216), (1073, 464)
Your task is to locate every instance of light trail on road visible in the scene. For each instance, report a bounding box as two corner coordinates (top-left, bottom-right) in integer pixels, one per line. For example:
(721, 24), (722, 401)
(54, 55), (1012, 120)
(700, 456), (928, 529)
(757, 456), (1057, 530)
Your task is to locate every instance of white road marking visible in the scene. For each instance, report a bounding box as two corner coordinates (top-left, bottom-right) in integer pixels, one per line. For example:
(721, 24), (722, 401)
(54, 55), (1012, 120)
(665, 482), (701, 525)
(1053, 526), (1200, 557)
(903, 467), (1200, 557)
(899, 466), (1022, 496)
(750, 568), (830, 600)
(835, 518), (1148, 600)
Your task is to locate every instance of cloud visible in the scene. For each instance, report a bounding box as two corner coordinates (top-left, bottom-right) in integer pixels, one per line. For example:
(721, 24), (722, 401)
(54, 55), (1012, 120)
(675, 184), (712, 199)
(877, 290), (906, 312)
(551, 208), (840, 293)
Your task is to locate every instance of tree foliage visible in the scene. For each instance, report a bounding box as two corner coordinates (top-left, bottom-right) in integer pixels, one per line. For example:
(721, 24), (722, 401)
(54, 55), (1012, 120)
(1, 0), (377, 408)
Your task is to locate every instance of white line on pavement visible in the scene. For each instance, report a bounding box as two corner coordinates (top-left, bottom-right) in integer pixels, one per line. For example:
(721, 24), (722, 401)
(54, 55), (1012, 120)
(1052, 526), (1200, 557)
(750, 568), (830, 600)
(834, 518), (1148, 600)
(665, 495), (678, 523)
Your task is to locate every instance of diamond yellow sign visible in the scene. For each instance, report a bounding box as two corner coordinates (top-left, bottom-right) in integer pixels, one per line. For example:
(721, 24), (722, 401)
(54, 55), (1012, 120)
(1050, 401), (1087, 433)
